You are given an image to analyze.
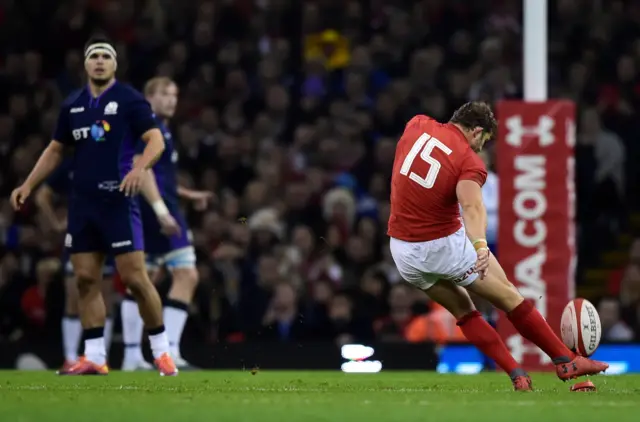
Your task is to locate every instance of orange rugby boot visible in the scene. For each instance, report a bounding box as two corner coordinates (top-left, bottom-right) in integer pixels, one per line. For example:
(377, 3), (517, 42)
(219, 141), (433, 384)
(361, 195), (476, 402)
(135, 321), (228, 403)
(57, 357), (108, 376)
(154, 352), (178, 376)
(556, 356), (608, 381)
(58, 359), (77, 374)
(57, 356), (86, 374)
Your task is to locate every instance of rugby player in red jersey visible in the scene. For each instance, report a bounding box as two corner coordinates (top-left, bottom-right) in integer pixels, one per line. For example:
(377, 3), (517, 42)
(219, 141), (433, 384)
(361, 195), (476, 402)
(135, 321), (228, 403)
(388, 102), (608, 391)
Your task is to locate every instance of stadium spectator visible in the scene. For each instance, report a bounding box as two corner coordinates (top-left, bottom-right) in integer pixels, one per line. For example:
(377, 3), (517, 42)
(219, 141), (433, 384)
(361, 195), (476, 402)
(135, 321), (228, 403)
(607, 238), (640, 295)
(20, 258), (60, 329)
(598, 296), (634, 342)
(620, 264), (640, 335)
(253, 281), (306, 342)
(0, 253), (26, 341)
(374, 284), (415, 342)
(405, 302), (466, 345)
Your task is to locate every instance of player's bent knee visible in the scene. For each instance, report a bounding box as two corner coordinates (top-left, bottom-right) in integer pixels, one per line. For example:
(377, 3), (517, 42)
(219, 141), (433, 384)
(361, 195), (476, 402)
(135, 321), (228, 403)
(120, 274), (153, 301)
(168, 267), (198, 302)
(445, 293), (477, 320)
(119, 269), (151, 289)
(74, 271), (101, 295)
(116, 252), (153, 293)
(496, 287), (524, 313)
(173, 267), (198, 289)
(425, 281), (477, 320)
(116, 252), (147, 277)
(119, 268), (152, 291)
(467, 276), (524, 313)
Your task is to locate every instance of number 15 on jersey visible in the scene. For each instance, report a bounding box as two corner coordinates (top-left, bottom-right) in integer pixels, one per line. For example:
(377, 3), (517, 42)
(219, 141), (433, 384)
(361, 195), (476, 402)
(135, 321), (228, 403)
(399, 133), (453, 189)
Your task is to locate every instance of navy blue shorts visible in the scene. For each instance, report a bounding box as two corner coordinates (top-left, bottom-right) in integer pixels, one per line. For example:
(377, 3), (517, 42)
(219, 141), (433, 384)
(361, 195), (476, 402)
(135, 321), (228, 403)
(66, 197), (144, 256)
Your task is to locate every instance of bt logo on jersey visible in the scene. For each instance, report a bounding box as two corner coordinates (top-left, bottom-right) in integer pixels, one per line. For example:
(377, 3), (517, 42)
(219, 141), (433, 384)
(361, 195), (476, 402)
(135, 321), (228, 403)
(90, 120), (111, 142)
(72, 127), (91, 140)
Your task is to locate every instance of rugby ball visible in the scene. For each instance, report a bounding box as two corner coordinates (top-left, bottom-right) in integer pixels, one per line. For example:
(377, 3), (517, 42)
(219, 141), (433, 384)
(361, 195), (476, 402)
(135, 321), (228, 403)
(560, 298), (602, 357)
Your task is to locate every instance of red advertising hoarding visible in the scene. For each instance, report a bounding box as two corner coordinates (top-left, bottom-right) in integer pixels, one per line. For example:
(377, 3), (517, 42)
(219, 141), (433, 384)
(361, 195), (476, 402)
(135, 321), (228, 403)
(496, 101), (576, 371)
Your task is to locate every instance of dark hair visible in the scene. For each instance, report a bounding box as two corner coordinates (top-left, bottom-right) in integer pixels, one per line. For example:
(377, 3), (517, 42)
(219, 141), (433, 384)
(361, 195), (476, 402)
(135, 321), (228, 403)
(84, 34), (114, 52)
(449, 101), (497, 140)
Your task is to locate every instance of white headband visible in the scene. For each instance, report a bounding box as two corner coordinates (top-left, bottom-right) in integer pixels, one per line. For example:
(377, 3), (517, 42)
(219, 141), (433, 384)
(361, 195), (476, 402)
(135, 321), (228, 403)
(84, 43), (117, 61)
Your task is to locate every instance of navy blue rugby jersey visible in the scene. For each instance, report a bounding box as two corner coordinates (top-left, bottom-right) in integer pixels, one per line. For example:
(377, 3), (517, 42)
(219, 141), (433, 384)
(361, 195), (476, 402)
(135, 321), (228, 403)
(135, 115), (179, 209)
(53, 81), (157, 199)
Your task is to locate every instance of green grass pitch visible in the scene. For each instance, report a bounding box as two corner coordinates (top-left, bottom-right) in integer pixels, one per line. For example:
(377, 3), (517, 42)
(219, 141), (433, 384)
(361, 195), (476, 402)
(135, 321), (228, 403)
(0, 371), (639, 421)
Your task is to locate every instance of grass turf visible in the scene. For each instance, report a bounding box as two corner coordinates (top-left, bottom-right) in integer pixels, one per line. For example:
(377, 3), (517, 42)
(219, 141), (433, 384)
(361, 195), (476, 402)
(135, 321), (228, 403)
(0, 371), (638, 421)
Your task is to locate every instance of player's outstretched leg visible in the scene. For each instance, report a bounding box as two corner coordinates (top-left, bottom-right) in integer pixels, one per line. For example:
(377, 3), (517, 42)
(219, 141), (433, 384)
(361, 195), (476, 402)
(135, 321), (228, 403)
(58, 253), (109, 375)
(467, 254), (609, 380)
(116, 252), (177, 376)
(164, 265), (199, 369)
(424, 281), (532, 391)
(60, 274), (82, 372)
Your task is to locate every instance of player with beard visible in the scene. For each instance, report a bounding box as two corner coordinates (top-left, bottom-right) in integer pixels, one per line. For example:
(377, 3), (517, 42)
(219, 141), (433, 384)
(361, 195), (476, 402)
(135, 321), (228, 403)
(388, 102), (608, 390)
(10, 35), (177, 376)
(120, 77), (212, 370)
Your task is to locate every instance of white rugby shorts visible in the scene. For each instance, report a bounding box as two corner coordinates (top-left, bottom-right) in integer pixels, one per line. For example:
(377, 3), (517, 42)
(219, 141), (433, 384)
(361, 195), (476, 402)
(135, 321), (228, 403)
(389, 227), (479, 290)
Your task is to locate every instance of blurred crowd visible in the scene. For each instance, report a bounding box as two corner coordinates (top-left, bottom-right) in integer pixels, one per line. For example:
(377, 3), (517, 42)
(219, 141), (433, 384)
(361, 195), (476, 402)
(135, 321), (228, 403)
(1, 0), (640, 351)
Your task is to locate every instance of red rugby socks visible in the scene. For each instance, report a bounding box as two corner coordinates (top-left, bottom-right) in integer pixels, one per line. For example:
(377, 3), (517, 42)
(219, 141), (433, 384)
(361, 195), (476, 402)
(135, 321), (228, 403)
(457, 310), (521, 374)
(507, 300), (575, 364)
